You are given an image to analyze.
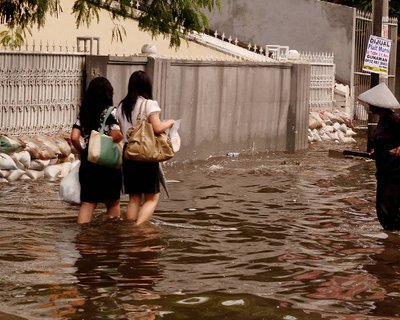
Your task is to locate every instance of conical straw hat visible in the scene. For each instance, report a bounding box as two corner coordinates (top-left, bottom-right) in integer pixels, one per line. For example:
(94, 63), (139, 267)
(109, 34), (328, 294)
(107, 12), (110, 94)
(358, 82), (400, 109)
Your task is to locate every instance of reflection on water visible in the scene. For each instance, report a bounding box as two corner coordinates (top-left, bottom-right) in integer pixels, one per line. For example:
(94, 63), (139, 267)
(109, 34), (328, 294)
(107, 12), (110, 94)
(0, 139), (400, 319)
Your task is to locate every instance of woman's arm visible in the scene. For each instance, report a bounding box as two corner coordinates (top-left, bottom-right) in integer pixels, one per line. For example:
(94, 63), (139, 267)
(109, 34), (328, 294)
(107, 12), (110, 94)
(109, 108), (124, 143)
(389, 146), (400, 157)
(70, 128), (83, 153)
(148, 113), (174, 134)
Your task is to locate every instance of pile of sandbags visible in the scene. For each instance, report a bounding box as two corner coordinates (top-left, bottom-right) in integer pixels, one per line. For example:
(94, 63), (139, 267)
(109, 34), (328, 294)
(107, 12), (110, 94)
(308, 110), (357, 143)
(0, 132), (78, 183)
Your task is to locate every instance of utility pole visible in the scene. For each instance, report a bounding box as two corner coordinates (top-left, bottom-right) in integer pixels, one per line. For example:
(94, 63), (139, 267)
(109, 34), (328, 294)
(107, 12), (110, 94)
(367, 0), (385, 151)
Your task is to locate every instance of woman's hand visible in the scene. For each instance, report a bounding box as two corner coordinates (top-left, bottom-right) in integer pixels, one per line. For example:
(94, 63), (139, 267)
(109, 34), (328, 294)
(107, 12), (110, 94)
(110, 129), (123, 143)
(389, 146), (400, 157)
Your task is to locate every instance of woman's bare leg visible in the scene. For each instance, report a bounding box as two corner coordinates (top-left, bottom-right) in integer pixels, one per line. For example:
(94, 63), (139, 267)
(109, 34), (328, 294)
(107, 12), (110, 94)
(136, 193), (160, 226)
(126, 194), (141, 221)
(105, 200), (121, 219)
(77, 202), (97, 224)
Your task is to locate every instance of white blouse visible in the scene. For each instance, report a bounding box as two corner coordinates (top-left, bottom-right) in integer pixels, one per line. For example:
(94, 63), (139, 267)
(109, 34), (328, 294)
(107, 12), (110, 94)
(116, 96), (161, 143)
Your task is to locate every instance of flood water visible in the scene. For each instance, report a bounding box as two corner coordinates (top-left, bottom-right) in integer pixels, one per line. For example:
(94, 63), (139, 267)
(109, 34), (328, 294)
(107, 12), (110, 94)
(1, 136), (400, 320)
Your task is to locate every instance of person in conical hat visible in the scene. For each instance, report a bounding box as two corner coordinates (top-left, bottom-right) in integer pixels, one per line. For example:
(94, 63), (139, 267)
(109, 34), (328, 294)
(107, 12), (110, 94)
(358, 82), (400, 110)
(358, 82), (400, 230)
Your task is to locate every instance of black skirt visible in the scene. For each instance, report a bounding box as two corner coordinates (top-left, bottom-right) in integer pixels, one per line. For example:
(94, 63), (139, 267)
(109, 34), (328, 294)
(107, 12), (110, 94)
(79, 148), (122, 203)
(122, 158), (160, 194)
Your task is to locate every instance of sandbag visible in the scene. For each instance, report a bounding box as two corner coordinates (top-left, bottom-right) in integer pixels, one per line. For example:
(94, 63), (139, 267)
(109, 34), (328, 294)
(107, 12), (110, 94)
(25, 169), (45, 180)
(7, 169), (25, 181)
(52, 135), (72, 157)
(309, 117), (322, 130)
(0, 169), (10, 178)
(309, 112), (325, 126)
(18, 136), (43, 159)
(12, 150), (31, 169)
(0, 135), (23, 154)
(29, 159), (50, 171)
(31, 135), (59, 159)
(49, 158), (59, 165)
(11, 158), (25, 170)
(0, 153), (18, 170)
(44, 164), (64, 180)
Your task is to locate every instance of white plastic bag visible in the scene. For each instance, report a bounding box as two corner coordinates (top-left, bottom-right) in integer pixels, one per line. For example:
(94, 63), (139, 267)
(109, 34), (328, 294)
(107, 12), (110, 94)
(169, 119), (182, 152)
(59, 160), (81, 205)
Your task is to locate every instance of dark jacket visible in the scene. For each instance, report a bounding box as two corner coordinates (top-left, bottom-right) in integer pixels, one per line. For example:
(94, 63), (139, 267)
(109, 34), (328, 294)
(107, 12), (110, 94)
(372, 111), (400, 179)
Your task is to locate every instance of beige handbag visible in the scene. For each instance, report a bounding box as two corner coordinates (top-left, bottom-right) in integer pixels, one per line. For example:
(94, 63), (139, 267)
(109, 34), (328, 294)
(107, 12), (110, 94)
(124, 99), (174, 162)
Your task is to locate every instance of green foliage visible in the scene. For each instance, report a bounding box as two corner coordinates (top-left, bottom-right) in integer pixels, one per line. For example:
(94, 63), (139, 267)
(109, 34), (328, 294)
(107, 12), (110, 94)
(0, 0), (62, 28)
(136, 0), (217, 47)
(0, 27), (28, 47)
(0, 0), (62, 47)
(111, 22), (127, 43)
(73, 0), (221, 48)
(0, 0), (220, 48)
(72, 0), (101, 28)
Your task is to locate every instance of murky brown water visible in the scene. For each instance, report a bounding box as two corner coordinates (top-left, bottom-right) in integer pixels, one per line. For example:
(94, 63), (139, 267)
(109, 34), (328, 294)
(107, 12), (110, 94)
(1, 136), (400, 320)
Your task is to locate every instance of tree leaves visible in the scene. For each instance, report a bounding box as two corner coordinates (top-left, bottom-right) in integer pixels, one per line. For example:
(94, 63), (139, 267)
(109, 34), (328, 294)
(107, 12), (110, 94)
(0, 0), (220, 48)
(137, 0), (209, 47)
(0, 0), (62, 47)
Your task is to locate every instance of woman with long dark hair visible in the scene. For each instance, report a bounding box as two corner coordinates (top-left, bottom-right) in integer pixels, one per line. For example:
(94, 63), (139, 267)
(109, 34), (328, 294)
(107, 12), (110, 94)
(70, 77), (123, 224)
(116, 71), (174, 225)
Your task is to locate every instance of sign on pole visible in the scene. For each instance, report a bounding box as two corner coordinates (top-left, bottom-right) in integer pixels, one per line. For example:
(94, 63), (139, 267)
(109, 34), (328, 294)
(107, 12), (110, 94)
(362, 35), (391, 74)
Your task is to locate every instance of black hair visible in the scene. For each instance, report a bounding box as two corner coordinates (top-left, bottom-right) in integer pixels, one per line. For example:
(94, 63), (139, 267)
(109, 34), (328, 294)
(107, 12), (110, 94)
(120, 70), (153, 123)
(79, 77), (114, 134)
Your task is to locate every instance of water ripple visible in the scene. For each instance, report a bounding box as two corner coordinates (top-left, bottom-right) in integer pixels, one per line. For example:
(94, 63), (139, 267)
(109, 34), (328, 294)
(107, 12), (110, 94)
(1, 141), (400, 319)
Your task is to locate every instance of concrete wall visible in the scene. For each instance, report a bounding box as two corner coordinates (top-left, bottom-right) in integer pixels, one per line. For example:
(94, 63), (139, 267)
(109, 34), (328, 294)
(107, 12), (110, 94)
(87, 56), (311, 161)
(207, 0), (355, 86)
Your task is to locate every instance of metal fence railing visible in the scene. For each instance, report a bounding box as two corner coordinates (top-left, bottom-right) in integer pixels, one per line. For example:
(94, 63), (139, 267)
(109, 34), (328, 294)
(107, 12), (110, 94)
(300, 52), (335, 110)
(0, 51), (85, 135)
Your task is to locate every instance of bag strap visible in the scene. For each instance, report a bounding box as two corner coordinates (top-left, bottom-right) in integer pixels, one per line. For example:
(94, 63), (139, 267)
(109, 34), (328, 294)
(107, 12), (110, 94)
(100, 106), (114, 134)
(136, 98), (148, 123)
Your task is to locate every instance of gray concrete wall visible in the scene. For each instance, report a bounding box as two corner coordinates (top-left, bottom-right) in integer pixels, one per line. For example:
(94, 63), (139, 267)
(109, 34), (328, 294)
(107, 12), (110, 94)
(87, 56), (311, 161)
(207, 0), (355, 86)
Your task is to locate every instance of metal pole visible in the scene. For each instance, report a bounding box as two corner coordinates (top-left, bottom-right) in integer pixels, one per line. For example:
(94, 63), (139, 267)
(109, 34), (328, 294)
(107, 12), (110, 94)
(367, 0), (384, 152)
